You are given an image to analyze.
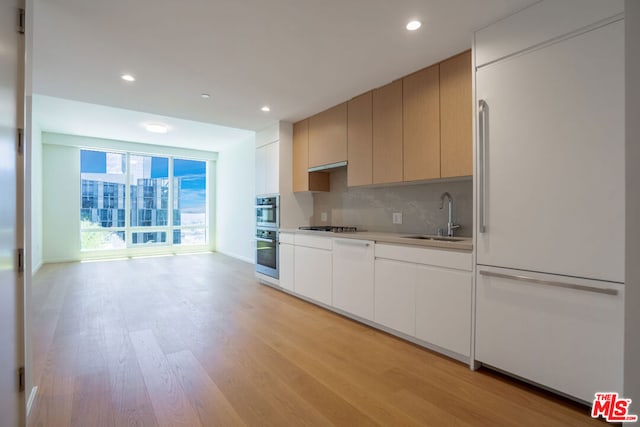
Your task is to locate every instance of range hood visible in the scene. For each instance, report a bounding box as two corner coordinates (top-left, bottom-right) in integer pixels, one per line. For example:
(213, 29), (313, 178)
(307, 161), (347, 172)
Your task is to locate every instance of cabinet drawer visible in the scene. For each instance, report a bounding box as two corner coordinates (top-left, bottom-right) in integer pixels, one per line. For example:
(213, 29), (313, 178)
(295, 233), (332, 250)
(475, 266), (624, 402)
(375, 243), (471, 271)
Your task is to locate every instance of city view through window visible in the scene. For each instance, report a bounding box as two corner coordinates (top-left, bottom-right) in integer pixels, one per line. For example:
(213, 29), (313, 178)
(80, 149), (207, 251)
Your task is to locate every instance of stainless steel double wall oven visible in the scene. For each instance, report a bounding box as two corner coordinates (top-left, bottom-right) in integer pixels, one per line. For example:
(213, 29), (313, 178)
(255, 195), (279, 278)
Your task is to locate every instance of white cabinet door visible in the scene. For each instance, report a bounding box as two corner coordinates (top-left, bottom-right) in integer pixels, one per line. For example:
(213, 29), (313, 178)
(265, 141), (279, 195)
(294, 245), (332, 305)
(255, 141), (279, 195)
(475, 266), (624, 402)
(374, 258), (415, 336)
(415, 266), (472, 357)
(279, 242), (294, 292)
(255, 144), (266, 195)
(476, 21), (624, 282)
(332, 238), (374, 321)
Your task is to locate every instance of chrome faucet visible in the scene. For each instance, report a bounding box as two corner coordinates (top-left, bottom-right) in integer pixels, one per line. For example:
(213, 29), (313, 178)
(440, 192), (460, 237)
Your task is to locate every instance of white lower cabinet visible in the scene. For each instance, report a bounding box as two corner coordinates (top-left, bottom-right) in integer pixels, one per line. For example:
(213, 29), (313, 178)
(374, 243), (473, 358)
(294, 245), (332, 305)
(475, 266), (624, 402)
(374, 258), (416, 336)
(332, 238), (374, 321)
(284, 235), (473, 363)
(279, 244), (294, 292)
(415, 266), (472, 357)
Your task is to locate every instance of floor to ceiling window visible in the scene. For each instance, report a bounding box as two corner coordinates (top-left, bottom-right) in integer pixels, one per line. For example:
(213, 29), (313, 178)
(80, 149), (208, 253)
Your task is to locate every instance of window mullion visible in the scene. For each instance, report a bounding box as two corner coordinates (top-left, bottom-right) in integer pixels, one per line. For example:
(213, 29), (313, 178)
(169, 156), (174, 247)
(125, 152), (131, 247)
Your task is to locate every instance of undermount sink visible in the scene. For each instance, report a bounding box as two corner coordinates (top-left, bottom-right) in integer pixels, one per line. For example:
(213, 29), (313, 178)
(404, 235), (465, 242)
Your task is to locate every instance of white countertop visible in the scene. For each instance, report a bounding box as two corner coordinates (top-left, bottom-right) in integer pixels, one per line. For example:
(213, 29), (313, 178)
(280, 229), (473, 251)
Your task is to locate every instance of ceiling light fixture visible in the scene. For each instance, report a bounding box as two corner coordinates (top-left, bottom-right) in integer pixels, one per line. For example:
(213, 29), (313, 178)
(406, 20), (422, 31)
(201, 93), (210, 99)
(121, 74), (136, 82)
(144, 123), (169, 134)
(261, 106), (271, 112)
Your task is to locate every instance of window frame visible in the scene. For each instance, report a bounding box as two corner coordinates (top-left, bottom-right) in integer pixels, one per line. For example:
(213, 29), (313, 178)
(79, 148), (212, 258)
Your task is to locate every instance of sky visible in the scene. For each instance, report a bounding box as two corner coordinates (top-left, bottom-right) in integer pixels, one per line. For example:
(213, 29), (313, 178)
(81, 150), (206, 210)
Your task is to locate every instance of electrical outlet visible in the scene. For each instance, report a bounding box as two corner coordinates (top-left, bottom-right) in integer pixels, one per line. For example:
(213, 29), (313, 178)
(321, 212), (328, 222)
(392, 212), (402, 224)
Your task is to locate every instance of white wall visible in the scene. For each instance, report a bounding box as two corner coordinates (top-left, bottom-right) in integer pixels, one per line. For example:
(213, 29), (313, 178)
(215, 138), (256, 263)
(42, 143), (81, 263)
(625, 0), (640, 403)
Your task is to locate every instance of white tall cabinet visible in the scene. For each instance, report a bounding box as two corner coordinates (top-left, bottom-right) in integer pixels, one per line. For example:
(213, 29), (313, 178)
(474, 0), (625, 402)
(255, 140), (279, 196)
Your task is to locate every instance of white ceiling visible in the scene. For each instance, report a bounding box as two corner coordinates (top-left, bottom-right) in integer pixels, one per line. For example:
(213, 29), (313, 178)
(32, 95), (254, 152)
(32, 0), (538, 136)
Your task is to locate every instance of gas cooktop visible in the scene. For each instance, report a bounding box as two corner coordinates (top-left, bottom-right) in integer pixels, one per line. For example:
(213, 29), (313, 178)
(298, 226), (358, 233)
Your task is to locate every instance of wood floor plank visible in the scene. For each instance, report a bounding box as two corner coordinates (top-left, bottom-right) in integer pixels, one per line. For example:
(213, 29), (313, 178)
(29, 298), (80, 427)
(104, 327), (159, 427)
(129, 329), (201, 427)
(70, 371), (116, 427)
(166, 350), (245, 426)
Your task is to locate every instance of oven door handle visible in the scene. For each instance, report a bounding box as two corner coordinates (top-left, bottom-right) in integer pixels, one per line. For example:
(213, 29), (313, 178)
(255, 205), (275, 209)
(256, 237), (276, 243)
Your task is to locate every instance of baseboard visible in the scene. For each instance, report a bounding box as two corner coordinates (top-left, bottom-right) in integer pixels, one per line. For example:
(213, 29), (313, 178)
(26, 386), (38, 416)
(31, 261), (43, 276)
(217, 251), (254, 264)
(42, 257), (80, 265)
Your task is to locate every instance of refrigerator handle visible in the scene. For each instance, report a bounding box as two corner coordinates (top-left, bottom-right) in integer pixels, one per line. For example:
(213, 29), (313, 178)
(478, 99), (488, 233)
(478, 270), (619, 296)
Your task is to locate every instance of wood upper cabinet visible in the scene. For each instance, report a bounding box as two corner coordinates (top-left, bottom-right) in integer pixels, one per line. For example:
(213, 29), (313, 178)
(298, 50), (471, 187)
(293, 120), (309, 192)
(372, 80), (403, 184)
(347, 92), (373, 187)
(403, 64), (440, 181)
(440, 50), (472, 178)
(292, 119), (329, 193)
(308, 103), (347, 168)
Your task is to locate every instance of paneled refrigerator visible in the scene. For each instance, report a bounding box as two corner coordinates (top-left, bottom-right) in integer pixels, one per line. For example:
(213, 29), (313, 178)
(473, 3), (625, 403)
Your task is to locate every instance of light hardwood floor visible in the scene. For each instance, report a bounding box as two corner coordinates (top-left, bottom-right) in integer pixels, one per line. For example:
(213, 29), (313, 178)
(29, 253), (605, 426)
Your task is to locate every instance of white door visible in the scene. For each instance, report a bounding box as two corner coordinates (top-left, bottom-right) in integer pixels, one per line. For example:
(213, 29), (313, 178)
(476, 20), (624, 282)
(0, 0), (25, 425)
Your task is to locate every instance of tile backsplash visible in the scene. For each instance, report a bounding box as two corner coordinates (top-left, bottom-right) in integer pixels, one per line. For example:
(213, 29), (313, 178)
(312, 168), (473, 236)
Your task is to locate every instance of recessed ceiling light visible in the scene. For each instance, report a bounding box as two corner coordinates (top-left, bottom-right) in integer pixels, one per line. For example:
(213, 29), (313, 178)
(406, 20), (422, 31)
(261, 106), (270, 112)
(121, 74), (136, 82)
(144, 123), (169, 134)
(201, 93), (210, 99)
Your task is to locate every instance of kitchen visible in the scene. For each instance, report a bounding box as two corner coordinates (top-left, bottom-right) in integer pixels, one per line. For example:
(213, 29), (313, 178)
(254, 0), (634, 415)
(10, 0), (640, 425)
